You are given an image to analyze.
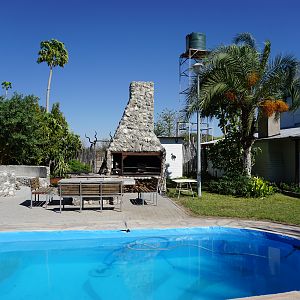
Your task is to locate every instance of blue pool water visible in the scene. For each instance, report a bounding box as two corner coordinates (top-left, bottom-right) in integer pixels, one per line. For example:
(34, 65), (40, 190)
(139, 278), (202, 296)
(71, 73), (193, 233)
(0, 227), (300, 300)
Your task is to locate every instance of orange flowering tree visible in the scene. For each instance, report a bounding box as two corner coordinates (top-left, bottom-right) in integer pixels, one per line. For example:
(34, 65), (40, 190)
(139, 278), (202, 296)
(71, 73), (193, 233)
(260, 100), (289, 117)
(185, 33), (300, 176)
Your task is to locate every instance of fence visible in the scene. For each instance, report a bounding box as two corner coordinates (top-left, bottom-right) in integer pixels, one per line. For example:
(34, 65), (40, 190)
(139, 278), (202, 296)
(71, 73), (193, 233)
(77, 148), (105, 173)
(182, 141), (209, 176)
(183, 141), (197, 176)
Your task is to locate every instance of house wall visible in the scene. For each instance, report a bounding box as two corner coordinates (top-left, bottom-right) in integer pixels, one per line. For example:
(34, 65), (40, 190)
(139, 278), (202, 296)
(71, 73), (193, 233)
(281, 99), (300, 128)
(253, 139), (295, 183)
(159, 138), (183, 179)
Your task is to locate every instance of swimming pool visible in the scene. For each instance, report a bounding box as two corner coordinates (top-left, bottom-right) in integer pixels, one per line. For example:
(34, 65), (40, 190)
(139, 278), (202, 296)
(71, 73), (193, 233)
(0, 227), (299, 300)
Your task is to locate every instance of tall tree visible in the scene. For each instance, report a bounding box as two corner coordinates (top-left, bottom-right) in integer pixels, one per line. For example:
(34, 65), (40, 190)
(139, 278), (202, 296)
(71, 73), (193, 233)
(0, 94), (81, 170)
(0, 94), (44, 164)
(37, 39), (68, 112)
(42, 102), (82, 173)
(185, 33), (300, 176)
(1, 81), (12, 98)
(154, 109), (177, 136)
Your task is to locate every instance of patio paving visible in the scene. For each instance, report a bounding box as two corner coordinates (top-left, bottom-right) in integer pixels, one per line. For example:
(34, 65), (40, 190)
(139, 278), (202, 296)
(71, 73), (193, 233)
(233, 291), (300, 299)
(1, 187), (300, 300)
(0, 186), (300, 239)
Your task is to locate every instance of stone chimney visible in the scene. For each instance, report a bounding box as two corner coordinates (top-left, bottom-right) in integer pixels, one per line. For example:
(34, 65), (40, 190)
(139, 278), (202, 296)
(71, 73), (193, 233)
(258, 113), (280, 138)
(104, 81), (165, 174)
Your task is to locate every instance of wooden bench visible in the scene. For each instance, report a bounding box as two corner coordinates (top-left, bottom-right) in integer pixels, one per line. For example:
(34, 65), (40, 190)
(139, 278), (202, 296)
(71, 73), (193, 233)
(30, 177), (54, 208)
(101, 182), (123, 211)
(59, 183), (81, 212)
(58, 181), (123, 212)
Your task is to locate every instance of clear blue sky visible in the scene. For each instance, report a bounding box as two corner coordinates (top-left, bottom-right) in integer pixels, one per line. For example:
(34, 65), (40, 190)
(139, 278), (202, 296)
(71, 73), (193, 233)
(1, 0), (300, 141)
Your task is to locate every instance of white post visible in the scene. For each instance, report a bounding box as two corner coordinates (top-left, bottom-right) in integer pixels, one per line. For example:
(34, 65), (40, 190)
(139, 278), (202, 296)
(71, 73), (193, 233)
(197, 75), (202, 198)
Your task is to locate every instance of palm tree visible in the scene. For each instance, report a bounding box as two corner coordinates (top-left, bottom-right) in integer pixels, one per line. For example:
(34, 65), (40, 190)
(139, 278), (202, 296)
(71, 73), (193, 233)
(185, 33), (300, 176)
(37, 39), (68, 112)
(1, 81), (12, 98)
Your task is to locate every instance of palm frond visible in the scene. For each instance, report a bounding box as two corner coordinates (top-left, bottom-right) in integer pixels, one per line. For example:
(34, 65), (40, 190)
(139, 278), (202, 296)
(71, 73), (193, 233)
(288, 77), (300, 111)
(200, 81), (228, 110)
(257, 54), (299, 100)
(205, 45), (259, 91)
(259, 40), (271, 73)
(233, 33), (256, 48)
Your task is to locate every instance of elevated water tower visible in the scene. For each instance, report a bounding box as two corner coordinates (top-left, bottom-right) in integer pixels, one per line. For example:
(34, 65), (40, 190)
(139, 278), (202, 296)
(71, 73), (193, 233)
(179, 32), (209, 101)
(178, 33), (212, 141)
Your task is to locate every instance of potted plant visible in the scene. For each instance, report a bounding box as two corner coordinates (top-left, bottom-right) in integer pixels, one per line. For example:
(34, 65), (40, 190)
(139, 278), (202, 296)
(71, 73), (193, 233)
(50, 155), (70, 186)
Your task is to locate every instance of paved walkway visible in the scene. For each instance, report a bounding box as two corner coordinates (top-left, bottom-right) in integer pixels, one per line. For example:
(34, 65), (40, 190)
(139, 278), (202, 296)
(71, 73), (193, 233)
(234, 291), (300, 299)
(1, 187), (300, 239)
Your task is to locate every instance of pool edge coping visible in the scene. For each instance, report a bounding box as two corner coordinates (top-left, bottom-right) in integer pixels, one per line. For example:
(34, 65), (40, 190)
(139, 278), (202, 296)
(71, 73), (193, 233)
(0, 226), (300, 246)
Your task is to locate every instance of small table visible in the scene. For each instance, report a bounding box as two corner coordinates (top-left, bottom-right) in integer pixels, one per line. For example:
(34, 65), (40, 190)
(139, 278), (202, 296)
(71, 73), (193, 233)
(172, 179), (197, 198)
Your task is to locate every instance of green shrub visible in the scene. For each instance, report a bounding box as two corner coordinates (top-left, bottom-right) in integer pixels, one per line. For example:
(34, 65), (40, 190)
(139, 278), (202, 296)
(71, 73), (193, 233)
(68, 159), (91, 173)
(279, 182), (300, 193)
(250, 176), (275, 197)
(208, 174), (275, 198)
(208, 175), (250, 197)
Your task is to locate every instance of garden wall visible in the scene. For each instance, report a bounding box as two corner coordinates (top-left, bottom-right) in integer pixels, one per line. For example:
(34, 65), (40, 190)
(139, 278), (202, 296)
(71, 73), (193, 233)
(0, 165), (50, 178)
(0, 165), (50, 196)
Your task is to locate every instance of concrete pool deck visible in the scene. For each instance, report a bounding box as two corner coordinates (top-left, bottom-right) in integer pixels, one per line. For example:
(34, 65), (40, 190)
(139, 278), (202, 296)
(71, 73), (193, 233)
(0, 187), (300, 240)
(234, 291), (300, 299)
(1, 187), (300, 300)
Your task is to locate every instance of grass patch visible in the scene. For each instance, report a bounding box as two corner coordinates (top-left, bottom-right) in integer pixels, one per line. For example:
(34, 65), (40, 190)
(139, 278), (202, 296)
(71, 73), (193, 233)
(168, 189), (300, 226)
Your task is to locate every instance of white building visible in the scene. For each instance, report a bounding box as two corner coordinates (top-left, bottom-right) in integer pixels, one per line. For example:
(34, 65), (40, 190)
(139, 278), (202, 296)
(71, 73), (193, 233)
(159, 137), (184, 179)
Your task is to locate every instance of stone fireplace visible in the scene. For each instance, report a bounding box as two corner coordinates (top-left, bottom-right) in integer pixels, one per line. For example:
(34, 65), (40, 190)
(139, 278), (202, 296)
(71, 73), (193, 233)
(103, 81), (165, 176)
